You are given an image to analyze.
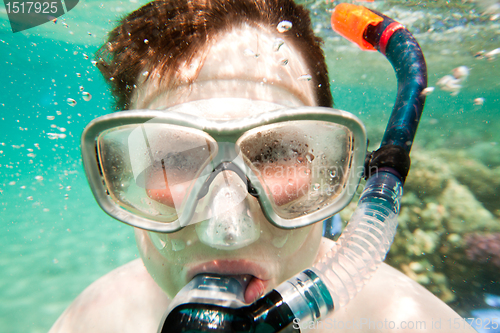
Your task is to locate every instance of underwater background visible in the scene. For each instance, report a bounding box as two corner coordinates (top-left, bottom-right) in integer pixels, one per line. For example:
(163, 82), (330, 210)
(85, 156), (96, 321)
(1, 0), (499, 332)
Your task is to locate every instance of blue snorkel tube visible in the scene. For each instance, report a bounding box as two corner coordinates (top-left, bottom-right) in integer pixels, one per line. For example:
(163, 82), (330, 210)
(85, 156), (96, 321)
(158, 4), (427, 332)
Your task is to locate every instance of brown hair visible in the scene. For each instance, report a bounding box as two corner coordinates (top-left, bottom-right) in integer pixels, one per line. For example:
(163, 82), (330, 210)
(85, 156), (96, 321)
(96, 0), (332, 110)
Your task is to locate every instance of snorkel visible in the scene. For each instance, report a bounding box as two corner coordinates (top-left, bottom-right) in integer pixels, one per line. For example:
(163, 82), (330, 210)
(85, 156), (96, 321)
(158, 3), (427, 332)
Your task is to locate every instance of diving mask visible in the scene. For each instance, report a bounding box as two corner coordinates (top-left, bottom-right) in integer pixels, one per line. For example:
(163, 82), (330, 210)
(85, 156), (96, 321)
(81, 99), (366, 233)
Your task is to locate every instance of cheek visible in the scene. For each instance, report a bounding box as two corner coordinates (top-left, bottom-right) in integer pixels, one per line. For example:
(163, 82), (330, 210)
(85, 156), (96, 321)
(265, 221), (323, 261)
(268, 222), (324, 280)
(134, 229), (189, 298)
(146, 185), (188, 207)
(145, 172), (191, 207)
(260, 164), (311, 206)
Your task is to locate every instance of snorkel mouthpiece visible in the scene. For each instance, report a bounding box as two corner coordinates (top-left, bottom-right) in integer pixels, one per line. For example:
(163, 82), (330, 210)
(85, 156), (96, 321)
(161, 4), (426, 332)
(159, 274), (298, 333)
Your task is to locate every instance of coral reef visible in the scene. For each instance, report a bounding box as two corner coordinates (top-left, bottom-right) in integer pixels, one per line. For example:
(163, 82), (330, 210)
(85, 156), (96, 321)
(464, 232), (500, 268)
(387, 148), (500, 305)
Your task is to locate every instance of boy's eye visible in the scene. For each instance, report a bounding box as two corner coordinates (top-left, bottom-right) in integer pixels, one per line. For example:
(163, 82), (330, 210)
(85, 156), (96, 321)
(239, 127), (310, 166)
(159, 148), (209, 172)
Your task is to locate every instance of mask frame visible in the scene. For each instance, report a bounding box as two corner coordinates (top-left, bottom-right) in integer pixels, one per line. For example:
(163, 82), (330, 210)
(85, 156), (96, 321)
(81, 103), (367, 233)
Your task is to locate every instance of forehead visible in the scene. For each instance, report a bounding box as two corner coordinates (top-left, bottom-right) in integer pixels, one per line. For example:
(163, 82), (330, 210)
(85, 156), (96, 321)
(133, 24), (317, 115)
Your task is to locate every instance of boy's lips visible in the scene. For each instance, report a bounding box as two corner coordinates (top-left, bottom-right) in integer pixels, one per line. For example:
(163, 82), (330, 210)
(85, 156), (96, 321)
(187, 259), (271, 304)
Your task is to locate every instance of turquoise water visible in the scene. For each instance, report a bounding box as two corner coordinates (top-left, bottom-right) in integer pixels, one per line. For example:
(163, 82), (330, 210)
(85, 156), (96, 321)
(1, 1), (499, 332)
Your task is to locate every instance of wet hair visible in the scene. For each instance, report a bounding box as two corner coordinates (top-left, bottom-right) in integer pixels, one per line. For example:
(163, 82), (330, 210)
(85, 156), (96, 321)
(96, 0), (333, 110)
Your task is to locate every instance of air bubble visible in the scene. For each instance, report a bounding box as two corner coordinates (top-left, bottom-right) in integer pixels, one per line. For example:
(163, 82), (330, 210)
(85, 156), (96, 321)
(298, 74), (312, 81)
(273, 38), (285, 51)
(79, 86), (84, 91)
(288, 179), (294, 185)
(474, 97), (485, 106)
(83, 53), (88, 59)
(243, 48), (259, 58)
(312, 183), (320, 191)
(27, 196), (33, 200)
(35, 176), (43, 181)
(82, 92), (92, 101)
(76, 73), (81, 77)
(329, 169), (336, 178)
(279, 58), (289, 66)
(420, 87), (434, 97)
(67, 98), (77, 107)
(47, 116), (55, 120)
(8, 181), (16, 186)
(277, 20), (292, 33)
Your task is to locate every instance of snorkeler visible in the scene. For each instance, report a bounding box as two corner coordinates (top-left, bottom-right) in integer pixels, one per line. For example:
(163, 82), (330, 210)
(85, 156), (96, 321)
(49, 0), (476, 332)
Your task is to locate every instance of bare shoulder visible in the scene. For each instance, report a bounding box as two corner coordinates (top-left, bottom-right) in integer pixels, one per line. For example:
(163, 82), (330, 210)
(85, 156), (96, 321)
(309, 238), (476, 333)
(49, 259), (170, 333)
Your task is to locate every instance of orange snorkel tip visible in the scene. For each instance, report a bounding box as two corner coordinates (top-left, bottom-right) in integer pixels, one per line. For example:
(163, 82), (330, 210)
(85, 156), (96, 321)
(331, 3), (383, 51)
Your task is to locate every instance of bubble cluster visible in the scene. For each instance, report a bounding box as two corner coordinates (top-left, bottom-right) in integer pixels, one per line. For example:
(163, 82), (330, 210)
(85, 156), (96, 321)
(47, 133), (67, 140)
(436, 66), (468, 96)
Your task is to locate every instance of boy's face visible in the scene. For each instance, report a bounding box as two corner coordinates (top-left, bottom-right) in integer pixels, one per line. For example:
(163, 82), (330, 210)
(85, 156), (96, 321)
(132, 25), (324, 304)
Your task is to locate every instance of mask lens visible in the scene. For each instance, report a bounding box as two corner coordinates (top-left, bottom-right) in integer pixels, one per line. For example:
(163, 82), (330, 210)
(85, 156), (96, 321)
(97, 123), (217, 222)
(238, 121), (354, 220)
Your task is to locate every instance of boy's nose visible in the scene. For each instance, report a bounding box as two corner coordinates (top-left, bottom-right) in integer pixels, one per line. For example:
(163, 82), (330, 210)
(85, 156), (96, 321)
(195, 171), (261, 250)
